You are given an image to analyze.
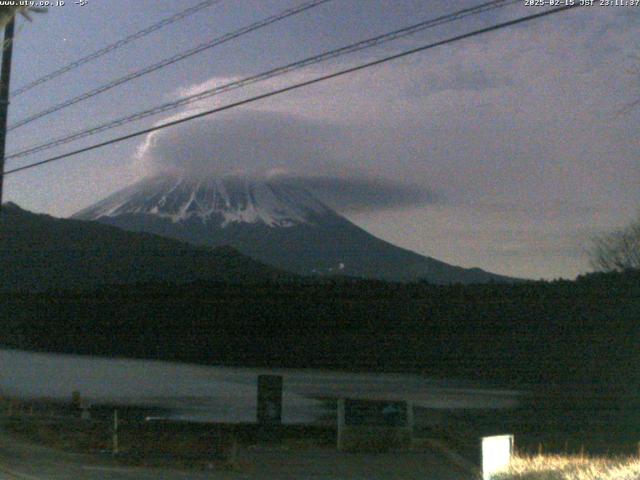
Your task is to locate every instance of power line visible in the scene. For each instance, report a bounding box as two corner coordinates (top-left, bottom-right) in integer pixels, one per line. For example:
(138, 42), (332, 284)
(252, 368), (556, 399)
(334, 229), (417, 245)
(8, 0), (331, 131)
(6, 0), (518, 160)
(2, 4), (580, 179)
(10, 0), (222, 97)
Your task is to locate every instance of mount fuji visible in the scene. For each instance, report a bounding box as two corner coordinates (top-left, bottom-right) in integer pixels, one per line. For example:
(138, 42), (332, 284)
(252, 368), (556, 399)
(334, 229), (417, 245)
(73, 175), (514, 284)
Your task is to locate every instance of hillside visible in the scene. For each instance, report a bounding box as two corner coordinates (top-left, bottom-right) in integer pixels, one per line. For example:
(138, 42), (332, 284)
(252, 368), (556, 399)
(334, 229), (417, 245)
(0, 202), (288, 292)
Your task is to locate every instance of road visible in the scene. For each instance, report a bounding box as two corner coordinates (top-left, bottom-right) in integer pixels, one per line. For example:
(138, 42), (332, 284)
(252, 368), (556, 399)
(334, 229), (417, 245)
(0, 433), (475, 480)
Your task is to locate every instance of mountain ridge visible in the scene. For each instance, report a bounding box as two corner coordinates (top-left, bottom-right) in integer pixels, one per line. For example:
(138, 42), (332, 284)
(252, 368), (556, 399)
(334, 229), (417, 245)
(74, 175), (518, 284)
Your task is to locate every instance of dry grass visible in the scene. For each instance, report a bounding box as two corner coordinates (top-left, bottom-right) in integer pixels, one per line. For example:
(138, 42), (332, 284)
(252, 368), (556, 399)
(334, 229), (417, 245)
(1, 413), (235, 469)
(493, 454), (640, 480)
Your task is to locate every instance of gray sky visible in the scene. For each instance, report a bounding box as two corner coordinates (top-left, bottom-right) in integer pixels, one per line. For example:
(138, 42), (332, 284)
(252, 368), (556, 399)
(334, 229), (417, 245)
(3, 0), (639, 279)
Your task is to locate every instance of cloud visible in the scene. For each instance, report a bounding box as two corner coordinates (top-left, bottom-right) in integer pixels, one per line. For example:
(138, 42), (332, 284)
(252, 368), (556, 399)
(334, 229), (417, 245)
(137, 108), (437, 212)
(126, 7), (638, 278)
(284, 175), (437, 213)
(136, 6), (639, 219)
(139, 109), (345, 177)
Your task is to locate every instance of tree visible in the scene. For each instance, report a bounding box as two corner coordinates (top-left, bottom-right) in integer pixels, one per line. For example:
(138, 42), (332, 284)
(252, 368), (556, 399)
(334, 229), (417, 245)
(0, 6), (46, 30)
(590, 215), (640, 272)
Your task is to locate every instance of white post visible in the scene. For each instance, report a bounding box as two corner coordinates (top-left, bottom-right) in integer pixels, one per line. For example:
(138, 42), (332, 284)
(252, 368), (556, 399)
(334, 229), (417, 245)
(113, 410), (119, 455)
(482, 434), (513, 480)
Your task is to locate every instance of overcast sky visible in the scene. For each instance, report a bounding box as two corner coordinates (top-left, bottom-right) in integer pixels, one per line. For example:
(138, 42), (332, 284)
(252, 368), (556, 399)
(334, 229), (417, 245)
(3, 0), (639, 280)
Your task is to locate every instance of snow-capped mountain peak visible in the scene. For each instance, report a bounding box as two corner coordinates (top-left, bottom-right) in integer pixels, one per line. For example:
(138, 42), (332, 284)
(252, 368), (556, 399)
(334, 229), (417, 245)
(74, 175), (333, 228)
(73, 173), (517, 284)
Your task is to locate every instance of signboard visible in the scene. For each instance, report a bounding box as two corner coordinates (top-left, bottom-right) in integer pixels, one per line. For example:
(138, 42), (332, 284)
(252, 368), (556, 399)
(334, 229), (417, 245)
(344, 399), (407, 427)
(257, 375), (283, 425)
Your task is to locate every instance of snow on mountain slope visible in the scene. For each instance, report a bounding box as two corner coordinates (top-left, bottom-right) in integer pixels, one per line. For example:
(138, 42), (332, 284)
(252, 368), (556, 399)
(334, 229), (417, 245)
(73, 174), (517, 283)
(74, 175), (332, 228)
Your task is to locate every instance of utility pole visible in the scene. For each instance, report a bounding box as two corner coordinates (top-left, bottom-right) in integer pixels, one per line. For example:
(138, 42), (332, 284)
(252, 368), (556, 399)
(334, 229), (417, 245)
(0, 17), (15, 211)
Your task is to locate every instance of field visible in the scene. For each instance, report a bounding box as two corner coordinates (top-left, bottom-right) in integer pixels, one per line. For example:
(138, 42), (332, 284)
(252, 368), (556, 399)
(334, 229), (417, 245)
(0, 402), (335, 470)
(494, 455), (640, 480)
(0, 401), (471, 479)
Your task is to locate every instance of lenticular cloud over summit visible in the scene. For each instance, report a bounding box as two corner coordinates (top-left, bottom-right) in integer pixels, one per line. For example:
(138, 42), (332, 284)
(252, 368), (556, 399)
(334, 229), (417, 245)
(139, 110), (345, 179)
(136, 109), (436, 213)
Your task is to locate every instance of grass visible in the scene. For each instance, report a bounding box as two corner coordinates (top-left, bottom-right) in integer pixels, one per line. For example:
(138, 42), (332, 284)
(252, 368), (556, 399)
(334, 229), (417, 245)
(493, 454), (640, 480)
(1, 412), (235, 469)
(0, 400), (336, 470)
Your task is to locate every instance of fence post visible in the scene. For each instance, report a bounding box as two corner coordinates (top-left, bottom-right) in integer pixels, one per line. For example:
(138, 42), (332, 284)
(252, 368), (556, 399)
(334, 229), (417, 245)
(337, 399), (345, 451)
(80, 406), (90, 421)
(112, 409), (119, 455)
(257, 375), (283, 443)
(406, 401), (414, 446)
(257, 375), (283, 425)
(228, 427), (238, 469)
(71, 390), (81, 409)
